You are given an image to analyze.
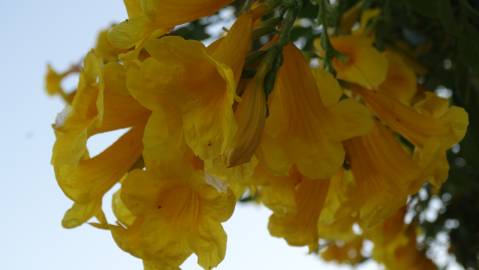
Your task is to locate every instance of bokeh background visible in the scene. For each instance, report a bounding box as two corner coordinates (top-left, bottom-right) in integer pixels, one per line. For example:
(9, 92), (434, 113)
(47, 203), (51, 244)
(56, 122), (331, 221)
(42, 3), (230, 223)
(0, 1), (383, 269)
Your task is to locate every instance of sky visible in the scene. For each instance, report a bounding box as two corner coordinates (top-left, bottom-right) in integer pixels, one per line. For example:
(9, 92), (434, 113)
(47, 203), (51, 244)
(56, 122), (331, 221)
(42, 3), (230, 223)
(0, 1), (386, 269)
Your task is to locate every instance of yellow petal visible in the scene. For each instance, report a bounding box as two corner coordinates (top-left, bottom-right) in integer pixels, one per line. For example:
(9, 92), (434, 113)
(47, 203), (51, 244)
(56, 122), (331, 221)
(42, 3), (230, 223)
(344, 123), (422, 228)
(204, 156), (258, 199)
(191, 220), (227, 269)
(112, 189), (136, 227)
(312, 68), (343, 107)
(328, 98), (374, 141)
(378, 51), (417, 104)
(118, 168), (235, 270)
(121, 170), (163, 216)
(317, 169), (358, 240)
(62, 199), (102, 228)
(52, 51), (102, 168)
(45, 64), (64, 96)
(256, 164), (299, 213)
(51, 52), (148, 225)
(141, 0), (232, 27)
(142, 109), (191, 176)
(94, 29), (125, 62)
(262, 44), (372, 179)
(124, 0), (142, 18)
(267, 170), (330, 251)
(137, 36), (237, 160)
(98, 62), (150, 133)
(111, 217), (190, 270)
(226, 76), (267, 167)
(207, 13), (253, 82)
(356, 88), (468, 149)
(108, 16), (151, 50)
(330, 35), (388, 89)
(55, 126), (144, 203)
(110, 0), (232, 50)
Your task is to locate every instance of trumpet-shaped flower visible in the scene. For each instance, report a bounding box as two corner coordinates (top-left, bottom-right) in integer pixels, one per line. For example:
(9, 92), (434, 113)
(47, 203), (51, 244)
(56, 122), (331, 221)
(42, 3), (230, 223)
(343, 123), (423, 228)
(52, 51), (149, 228)
(110, 168), (235, 270)
(260, 167), (330, 251)
(260, 43), (373, 179)
(355, 87), (468, 188)
(318, 123), (424, 235)
(127, 14), (252, 161)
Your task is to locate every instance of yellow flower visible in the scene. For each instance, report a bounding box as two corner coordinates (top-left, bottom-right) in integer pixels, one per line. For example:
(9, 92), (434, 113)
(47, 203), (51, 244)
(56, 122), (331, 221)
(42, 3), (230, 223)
(260, 167), (330, 251)
(127, 14), (253, 161)
(369, 209), (437, 270)
(110, 168), (235, 270)
(52, 51), (149, 228)
(343, 123), (423, 228)
(318, 123), (424, 234)
(260, 43), (373, 179)
(109, 0), (233, 49)
(321, 35), (388, 89)
(355, 87), (468, 188)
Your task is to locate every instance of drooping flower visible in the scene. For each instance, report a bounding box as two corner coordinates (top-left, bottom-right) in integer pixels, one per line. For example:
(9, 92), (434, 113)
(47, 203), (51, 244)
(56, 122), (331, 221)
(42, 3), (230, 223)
(259, 166), (330, 251)
(51, 51), (149, 228)
(318, 123), (424, 235)
(354, 87), (468, 188)
(260, 43), (373, 179)
(343, 123), (423, 228)
(110, 167), (235, 270)
(127, 13), (253, 162)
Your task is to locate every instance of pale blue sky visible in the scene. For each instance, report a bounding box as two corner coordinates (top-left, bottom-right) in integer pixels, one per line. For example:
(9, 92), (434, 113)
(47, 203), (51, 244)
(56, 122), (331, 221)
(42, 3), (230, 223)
(0, 1), (383, 269)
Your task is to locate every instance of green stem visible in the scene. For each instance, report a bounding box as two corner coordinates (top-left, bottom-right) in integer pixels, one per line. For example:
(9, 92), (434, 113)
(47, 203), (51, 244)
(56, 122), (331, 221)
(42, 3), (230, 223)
(318, 0), (335, 71)
(262, 0), (303, 95)
(252, 17), (282, 40)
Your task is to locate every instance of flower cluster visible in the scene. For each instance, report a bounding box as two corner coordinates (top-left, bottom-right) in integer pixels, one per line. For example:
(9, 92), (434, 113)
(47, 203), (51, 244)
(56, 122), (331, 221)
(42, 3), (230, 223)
(46, 1), (468, 269)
